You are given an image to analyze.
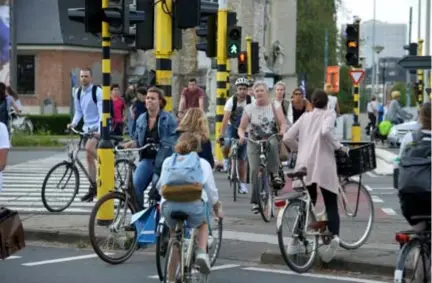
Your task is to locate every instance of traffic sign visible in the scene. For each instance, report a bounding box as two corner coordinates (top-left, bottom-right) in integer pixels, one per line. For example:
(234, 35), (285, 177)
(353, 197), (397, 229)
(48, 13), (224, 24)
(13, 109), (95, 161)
(349, 69), (365, 84)
(228, 43), (239, 57)
(398, 55), (431, 70)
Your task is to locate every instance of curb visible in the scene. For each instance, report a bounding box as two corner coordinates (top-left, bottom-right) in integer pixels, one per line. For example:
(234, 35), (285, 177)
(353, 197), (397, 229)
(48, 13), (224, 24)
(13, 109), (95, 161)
(10, 147), (65, 151)
(260, 250), (395, 277)
(24, 229), (89, 244)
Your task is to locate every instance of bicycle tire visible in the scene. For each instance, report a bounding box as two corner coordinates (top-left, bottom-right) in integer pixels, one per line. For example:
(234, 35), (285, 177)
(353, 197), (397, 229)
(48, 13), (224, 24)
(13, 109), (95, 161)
(115, 159), (136, 190)
(258, 171), (272, 222)
(231, 159), (238, 202)
(209, 218), (223, 266)
(156, 222), (170, 281)
(277, 199), (318, 273)
(88, 191), (138, 264)
(338, 180), (374, 250)
(41, 161), (79, 213)
(394, 237), (431, 283)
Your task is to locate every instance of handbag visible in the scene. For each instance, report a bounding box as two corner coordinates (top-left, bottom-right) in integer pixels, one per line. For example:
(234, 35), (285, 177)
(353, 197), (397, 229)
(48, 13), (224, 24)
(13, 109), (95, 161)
(271, 102), (290, 162)
(0, 207), (25, 260)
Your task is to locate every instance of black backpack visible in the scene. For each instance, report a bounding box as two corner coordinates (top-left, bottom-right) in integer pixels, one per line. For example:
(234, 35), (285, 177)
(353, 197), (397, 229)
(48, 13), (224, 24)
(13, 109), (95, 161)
(231, 95), (252, 113)
(398, 130), (431, 194)
(77, 85), (114, 118)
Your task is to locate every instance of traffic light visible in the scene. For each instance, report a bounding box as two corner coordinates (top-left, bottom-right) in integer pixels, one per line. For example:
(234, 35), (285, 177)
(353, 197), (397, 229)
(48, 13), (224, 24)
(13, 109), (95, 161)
(68, 0), (146, 35)
(404, 42), (418, 74)
(238, 51), (247, 74)
(345, 23), (360, 66)
(195, 1), (218, 58)
(227, 26), (242, 58)
(251, 41), (260, 74)
(135, 0), (154, 50)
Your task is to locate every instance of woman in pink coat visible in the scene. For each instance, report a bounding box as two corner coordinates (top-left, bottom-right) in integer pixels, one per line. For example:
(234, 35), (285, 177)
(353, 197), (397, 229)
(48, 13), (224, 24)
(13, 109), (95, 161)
(283, 89), (346, 263)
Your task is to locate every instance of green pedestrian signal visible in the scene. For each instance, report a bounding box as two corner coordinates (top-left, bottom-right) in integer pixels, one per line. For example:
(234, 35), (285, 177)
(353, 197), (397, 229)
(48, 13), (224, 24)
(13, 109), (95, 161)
(227, 26), (242, 58)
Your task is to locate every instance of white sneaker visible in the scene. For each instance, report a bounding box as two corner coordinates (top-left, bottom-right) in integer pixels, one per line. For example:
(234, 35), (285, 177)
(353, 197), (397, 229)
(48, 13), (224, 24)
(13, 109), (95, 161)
(319, 236), (339, 263)
(222, 159), (229, 172)
(286, 237), (305, 255)
(239, 183), (248, 194)
(195, 250), (211, 274)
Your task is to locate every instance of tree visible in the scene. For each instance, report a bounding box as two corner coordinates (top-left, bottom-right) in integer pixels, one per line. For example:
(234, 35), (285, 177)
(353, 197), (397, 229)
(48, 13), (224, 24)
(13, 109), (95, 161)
(296, 0), (340, 89)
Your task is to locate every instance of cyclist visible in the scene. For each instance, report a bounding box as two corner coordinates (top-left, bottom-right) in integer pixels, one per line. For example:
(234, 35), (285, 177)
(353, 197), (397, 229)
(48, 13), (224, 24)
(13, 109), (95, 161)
(157, 132), (224, 279)
(122, 87), (177, 209)
(384, 90), (412, 125)
(219, 77), (254, 194)
(238, 80), (286, 213)
(67, 68), (102, 202)
(283, 89), (347, 263)
(273, 81), (290, 125)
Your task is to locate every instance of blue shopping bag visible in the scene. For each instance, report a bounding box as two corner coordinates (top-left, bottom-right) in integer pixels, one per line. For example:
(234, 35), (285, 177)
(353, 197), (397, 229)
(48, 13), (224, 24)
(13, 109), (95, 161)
(131, 205), (158, 246)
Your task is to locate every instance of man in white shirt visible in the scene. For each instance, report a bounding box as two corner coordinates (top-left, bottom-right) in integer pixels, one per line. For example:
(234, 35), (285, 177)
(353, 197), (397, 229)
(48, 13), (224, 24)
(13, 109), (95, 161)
(0, 121), (9, 192)
(67, 68), (102, 202)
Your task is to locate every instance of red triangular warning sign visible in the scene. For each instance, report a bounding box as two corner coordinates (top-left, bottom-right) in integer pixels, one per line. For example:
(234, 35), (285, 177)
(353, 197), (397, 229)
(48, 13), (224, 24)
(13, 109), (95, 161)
(349, 70), (365, 84)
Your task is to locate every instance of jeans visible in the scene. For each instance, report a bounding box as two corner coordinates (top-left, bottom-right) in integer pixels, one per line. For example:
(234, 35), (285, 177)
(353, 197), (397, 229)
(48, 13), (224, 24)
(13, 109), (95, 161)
(308, 183), (340, 236)
(247, 137), (280, 204)
(133, 159), (155, 209)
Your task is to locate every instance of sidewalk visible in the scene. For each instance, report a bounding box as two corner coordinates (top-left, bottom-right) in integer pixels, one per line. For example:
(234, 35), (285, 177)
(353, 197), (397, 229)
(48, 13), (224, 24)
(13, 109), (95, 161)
(21, 214), (404, 277)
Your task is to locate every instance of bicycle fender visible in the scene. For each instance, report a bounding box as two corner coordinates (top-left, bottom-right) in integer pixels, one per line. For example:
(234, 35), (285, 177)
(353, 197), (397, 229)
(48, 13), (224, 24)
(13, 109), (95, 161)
(276, 202), (288, 231)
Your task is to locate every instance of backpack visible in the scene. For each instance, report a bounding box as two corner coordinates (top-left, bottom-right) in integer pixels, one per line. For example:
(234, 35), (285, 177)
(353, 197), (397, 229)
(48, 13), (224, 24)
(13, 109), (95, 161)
(398, 130), (431, 194)
(161, 152), (204, 202)
(77, 85), (114, 118)
(231, 94), (252, 113)
(0, 99), (8, 126)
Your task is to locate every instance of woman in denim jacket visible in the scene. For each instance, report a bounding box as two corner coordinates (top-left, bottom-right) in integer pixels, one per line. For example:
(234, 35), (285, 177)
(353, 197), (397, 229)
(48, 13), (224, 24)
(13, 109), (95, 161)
(123, 87), (177, 209)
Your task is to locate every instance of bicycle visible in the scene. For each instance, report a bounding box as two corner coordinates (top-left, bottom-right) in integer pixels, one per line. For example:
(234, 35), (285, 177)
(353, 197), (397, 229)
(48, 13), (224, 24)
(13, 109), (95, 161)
(88, 143), (158, 264)
(276, 142), (376, 273)
(394, 216), (431, 283)
(163, 210), (220, 283)
(247, 134), (283, 223)
(227, 138), (241, 202)
(41, 128), (124, 212)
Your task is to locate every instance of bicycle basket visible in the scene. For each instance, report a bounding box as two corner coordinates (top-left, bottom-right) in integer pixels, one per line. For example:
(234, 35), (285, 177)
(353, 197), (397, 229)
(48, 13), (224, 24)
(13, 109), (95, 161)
(336, 142), (377, 177)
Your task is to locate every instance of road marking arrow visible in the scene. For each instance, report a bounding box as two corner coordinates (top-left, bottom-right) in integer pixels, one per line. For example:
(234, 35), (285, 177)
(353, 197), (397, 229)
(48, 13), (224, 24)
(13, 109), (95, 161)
(349, 69), (365, 84)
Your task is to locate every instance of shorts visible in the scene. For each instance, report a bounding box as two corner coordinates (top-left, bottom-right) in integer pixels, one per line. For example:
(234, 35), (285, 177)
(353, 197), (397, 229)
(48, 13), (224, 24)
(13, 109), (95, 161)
(162, 200), (207, 229)
(224, 124), (247, 160)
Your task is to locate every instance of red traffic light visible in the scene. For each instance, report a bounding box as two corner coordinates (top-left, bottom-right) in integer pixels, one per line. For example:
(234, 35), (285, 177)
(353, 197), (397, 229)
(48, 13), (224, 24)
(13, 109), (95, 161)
(238, 51), (247, 63)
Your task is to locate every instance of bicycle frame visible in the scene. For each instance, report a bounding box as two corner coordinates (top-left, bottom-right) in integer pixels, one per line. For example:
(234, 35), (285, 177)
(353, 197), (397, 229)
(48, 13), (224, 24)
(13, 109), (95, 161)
(229, 139), (240, 181)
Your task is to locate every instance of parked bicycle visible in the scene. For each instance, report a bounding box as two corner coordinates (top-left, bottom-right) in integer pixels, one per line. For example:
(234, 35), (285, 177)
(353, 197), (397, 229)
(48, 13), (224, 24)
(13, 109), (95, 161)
(394, 216), (431, 283)
(41, 128), (124, 212)
(247, 134), (284, 223)
(275, 142), (376, 273)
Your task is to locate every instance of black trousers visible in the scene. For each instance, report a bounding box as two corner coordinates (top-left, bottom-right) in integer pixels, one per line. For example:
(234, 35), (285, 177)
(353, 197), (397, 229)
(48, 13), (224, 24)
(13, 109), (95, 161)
(307, 183), (340, 236)
(366, 112), (376, 131)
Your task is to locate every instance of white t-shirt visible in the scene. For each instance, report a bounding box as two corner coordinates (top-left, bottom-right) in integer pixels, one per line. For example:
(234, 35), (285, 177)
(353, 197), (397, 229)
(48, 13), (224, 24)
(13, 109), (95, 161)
(367, 101), (378, 113)
(224, 95), (256, 125)
(0, 122), (10, 192)
(243, 101), (281, 139)
(327, 95), (338, 112)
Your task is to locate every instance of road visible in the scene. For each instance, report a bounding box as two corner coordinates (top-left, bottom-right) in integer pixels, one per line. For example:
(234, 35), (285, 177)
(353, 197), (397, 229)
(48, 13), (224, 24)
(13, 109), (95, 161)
(0, 245), (389, 283)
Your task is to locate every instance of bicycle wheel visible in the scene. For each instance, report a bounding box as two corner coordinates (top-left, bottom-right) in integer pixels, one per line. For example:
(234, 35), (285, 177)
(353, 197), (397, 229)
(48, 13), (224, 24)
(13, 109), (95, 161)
(115, 159), (135, 190)
(88, 191), (138, 264)
(163, 240), (183, 283)
(257, 170), (272, 222)
(394, 238), (431, 283)
(277, 199), (318, 273)
(338, 180), (374, 250)
(231, 158), (238, 202)
(156, 220), (170, 281)
(41, 161), (79, 213)
(209, 217), (223, 266)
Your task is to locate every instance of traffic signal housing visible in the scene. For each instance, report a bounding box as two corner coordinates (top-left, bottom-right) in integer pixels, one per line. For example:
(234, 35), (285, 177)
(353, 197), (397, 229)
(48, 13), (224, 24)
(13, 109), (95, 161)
(404, 42), (418, 74)
(251, 41), (259, 74)
(195, 1), (218, 58)
(238, 51), (247, 74)
(135, 0), (154, 50)
(345, 23), (360, 67)
(227, 26), (241, 58)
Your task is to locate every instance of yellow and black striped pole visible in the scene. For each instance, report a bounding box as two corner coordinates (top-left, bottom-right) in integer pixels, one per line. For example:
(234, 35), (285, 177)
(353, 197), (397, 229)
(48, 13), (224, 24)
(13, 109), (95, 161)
(416, 39), (424, 107)
(96, 0), (115, 225)
(226, 59), (230, 92)
(215, 2), (228, 163)
(246, 36), (252, 80)
(351, 82), (361, 142)
(155, 0), (173, 111)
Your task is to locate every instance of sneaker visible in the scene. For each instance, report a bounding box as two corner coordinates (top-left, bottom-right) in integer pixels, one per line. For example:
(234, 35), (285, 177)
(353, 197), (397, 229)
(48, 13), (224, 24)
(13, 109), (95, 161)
(251, 204), (259, 214)
(319, 236), (339, 263)
(286, 237), (305, 255)
(239, 183), (248, 194)
(195, 249), (211, 274)
(81, 187), (96, 202)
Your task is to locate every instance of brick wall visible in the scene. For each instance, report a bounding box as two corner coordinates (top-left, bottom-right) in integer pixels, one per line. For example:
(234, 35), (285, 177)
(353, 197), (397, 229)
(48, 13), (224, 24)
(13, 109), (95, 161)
(20, 50), (125, 110)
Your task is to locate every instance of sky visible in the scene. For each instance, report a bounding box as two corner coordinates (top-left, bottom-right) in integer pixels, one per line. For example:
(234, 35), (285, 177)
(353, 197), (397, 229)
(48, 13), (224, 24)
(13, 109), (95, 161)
(337, 0), (431, 51)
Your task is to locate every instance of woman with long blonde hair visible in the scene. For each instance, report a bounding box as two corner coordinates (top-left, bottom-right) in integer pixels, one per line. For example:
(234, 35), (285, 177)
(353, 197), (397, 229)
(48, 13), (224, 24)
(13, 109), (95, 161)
(177, 107), (215, 168)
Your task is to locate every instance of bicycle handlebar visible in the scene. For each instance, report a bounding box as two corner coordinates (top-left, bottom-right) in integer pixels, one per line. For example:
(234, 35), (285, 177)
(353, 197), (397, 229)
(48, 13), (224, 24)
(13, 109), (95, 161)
(114, 143), (159, 153)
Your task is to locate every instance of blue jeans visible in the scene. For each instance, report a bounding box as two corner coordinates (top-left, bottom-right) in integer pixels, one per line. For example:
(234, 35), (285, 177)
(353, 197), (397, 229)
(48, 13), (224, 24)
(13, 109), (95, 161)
(133, 159), (154, 208)
(223, 124), (247, 160)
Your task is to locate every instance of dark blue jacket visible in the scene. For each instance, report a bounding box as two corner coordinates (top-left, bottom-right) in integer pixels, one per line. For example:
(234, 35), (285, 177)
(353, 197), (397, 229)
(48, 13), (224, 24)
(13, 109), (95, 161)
(176, 130), (215, 169)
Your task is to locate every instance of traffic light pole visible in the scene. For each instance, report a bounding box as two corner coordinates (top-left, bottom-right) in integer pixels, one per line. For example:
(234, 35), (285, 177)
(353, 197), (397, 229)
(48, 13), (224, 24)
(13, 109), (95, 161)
(155, 0), (173, 111)
(97, 0), (115, 225)
(351, 82), (361, 142)
(226, 59), (231, 91)
(215, 0), (228, 163)
(417, 39), (424, 107)
(246, 36), (252, 80)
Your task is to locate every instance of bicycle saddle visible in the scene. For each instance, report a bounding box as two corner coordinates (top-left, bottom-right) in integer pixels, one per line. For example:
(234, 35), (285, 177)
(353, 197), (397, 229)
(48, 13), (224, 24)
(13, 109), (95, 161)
(286, 167), (307, 178)
(171, 211), (189, 221)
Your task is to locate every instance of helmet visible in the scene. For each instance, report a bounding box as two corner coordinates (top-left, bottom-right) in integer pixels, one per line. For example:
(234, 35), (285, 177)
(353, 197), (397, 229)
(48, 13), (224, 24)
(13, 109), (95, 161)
(235, 77), (249, 87)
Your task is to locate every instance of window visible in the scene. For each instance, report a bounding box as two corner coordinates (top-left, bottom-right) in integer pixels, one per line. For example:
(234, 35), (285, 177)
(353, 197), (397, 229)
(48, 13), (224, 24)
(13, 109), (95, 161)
(17, 55), (35, 94)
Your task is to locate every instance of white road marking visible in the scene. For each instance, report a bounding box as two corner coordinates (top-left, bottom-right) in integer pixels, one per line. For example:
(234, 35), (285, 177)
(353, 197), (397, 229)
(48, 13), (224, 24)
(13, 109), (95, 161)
(21, 253), (113, 266)
(371, 195), (383, 203)
(364, 185), (373, 192)
(6, 255), (21, 260)
(366, 171), (377, 177)
(382, 208), (397, 216)
(242, 267), (389, 283)
(148, 264), (240, 279)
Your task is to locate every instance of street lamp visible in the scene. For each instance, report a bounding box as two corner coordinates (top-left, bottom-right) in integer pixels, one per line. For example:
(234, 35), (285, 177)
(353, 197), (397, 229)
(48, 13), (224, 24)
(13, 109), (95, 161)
(372, 45), (384, 95)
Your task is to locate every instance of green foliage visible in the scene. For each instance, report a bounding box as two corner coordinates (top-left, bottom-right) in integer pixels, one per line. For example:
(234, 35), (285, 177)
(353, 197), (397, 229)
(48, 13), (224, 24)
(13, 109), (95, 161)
(338, 65), (354, 114)
(297, 0), (340, 89)
(26, 114), (82, 135)
(11, 134), (63, 147)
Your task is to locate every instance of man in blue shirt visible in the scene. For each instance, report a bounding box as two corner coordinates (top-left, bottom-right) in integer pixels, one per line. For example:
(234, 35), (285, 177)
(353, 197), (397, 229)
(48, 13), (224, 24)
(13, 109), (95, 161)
(67, 68), (102, 202)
